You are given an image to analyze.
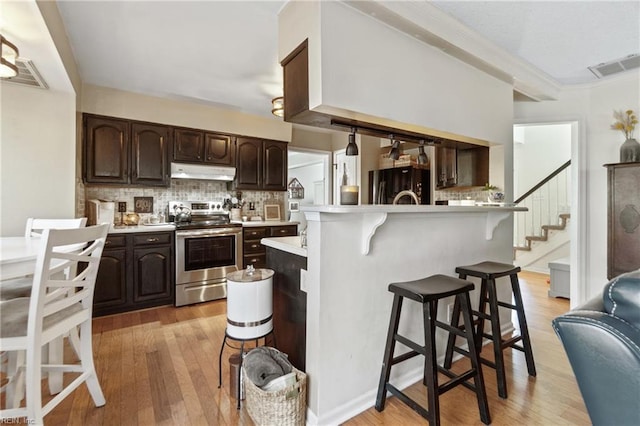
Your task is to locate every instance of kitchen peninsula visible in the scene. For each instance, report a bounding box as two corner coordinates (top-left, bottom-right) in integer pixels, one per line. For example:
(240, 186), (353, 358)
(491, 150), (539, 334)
(289, 204), (524, 425)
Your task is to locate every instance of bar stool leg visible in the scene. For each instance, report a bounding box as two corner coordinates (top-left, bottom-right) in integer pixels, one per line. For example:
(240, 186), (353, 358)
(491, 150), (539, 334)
(486, 278), (508, 399)
(375, 295), (403, 411)
(510, 273), (537, 377)
(474, 278), (488, 351)
(459, 292), (491, 425)
(218, 333), (228, 388)
(443, 297), (461, 369)
(423, 300), (439, 426)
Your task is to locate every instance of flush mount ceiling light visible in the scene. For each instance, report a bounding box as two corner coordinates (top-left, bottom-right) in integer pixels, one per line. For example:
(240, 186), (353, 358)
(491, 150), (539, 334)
(346, 127), (359, 156)
(418, 139), (429, 164)
(389, 135), (401, 160)
(0, 35), (19, 79)
(271, 96), (284, 118)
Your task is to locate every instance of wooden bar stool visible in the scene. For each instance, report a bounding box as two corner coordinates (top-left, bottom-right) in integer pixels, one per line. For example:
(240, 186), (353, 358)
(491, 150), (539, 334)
(375, 274), (491, 425)
(444, 261), (536, 399)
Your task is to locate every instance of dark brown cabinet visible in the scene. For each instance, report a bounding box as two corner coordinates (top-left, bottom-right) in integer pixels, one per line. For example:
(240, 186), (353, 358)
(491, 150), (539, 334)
(242, 225), (297, 268)
(84, 116), (129, 185)
(131, 123), (171, 186)
(235, 138), (288, 191)
(435, 145), (489, 189)
(606, 162), (640, 279)
(83, 114), (171, 187)
(93, 231), (174, 317)
(173, 128), (234, 166)
(266, 247), (307, 371)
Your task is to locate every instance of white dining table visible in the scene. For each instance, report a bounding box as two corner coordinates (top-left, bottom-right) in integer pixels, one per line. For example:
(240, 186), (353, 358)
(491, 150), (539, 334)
(0, 236), (44, 281)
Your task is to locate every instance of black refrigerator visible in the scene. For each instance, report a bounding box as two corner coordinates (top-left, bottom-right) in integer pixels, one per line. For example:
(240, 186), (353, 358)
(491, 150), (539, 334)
(368, 166), (431, 205)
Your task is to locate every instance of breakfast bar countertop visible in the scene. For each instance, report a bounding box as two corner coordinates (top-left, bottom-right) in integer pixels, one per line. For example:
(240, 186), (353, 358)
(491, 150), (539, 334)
(261, 236), (307, 257)
(108, 224), (176, 234)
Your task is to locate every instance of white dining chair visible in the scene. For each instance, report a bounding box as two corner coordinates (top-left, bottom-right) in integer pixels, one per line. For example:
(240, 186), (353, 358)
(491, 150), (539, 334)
(24, 217), (87, 238)
(0, 217), (88, 301)
(0, 224), (109, 424)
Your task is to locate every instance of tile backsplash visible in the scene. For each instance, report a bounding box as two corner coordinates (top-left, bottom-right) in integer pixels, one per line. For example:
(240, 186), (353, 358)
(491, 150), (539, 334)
(79, 179), (285, 224)
(434, 186), (489, 202)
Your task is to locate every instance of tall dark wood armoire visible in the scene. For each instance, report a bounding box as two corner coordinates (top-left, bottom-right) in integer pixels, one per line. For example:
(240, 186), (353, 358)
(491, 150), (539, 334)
(605, 162), (640, 279)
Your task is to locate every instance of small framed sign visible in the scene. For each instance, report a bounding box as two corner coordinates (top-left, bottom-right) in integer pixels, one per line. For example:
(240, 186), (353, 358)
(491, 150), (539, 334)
(289, 201), (300, 212)
(134, 197), (154, 214)
(264, 204), (281, 221)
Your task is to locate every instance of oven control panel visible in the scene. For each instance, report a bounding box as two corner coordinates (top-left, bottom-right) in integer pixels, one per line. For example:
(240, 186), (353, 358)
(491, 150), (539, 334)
(168, 200), (226, 214)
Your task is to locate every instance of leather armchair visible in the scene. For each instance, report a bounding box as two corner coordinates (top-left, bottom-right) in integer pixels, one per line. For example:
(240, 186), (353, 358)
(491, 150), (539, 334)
(552, 269), (640, 426)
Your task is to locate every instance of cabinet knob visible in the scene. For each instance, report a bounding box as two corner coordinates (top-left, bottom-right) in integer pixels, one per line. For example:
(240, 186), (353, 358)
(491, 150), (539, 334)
(197, 155), (201, 159)
(105, 240), (111, 246)
(147, 237), (159, 242)
(207, 156), (212, 160)
(279, 229), (286, 234)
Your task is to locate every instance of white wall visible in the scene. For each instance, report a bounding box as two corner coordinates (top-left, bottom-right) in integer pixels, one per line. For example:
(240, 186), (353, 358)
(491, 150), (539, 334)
(515, 71), (640, 301)
(81, 84), (291, 142)
(318, 2), (514, 147)
(0, 84), (76, 235)
(513, 123), (571, 198)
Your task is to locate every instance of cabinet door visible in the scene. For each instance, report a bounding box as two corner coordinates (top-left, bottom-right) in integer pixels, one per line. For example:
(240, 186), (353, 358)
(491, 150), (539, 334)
(173, 128), (205, 163)
(204, 133), (235, 166)
(132, 245), (173, 304)
(84, 115), (129, 184)
(263, 140), (288, 191)
(93, 248), (128, 315)
(435, 147), (457, 189)
(608, 163), (640, 279)
(235, 137), (263, 190)
(131, 123), (171, 187)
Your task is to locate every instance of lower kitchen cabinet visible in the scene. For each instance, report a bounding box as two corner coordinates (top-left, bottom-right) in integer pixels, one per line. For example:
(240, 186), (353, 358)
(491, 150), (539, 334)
(93, 231), (174, 316)
(266, 247), (307, 371)
(242, 224), (297, 268)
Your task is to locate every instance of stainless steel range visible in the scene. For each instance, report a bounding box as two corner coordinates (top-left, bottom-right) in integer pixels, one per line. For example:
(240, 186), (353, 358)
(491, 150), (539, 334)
(169, 200), (242, 307)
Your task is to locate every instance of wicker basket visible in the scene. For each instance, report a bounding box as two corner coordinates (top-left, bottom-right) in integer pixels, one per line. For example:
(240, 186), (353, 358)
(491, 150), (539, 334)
(243, 367), (307, 426)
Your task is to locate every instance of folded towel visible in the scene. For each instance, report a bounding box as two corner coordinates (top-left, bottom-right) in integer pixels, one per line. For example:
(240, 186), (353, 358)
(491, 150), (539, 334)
(243, 346), (293, 388)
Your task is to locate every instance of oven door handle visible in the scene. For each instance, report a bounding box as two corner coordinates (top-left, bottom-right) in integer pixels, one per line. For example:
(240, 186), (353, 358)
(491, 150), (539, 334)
(176, 229), (241, 238)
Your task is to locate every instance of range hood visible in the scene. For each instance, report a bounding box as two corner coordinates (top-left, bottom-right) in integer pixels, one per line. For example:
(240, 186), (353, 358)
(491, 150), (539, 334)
(170, 163), (236, 181)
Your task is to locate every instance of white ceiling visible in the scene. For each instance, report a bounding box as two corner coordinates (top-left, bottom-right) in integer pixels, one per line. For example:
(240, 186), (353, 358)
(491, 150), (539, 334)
(39, 1), (640, 118)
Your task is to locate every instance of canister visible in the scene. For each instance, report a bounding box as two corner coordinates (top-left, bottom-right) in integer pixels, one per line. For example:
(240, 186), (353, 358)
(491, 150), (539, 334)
(226, 268), (274, 339)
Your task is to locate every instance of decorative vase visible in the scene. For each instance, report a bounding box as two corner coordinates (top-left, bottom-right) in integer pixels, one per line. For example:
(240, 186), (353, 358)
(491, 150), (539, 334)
(620, 138), (640, 163)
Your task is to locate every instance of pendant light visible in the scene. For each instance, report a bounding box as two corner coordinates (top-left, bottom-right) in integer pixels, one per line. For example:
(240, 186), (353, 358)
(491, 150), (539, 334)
(388, 135), (400, 160)
(346, 127), (358, 156)
(0, 35), (19, 79)
(418, 139), (429, 164)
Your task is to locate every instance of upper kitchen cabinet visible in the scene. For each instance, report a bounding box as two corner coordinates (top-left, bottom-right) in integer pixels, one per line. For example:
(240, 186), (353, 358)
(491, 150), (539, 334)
(435, 145), (489, 189)
(83, 114), (171, 187)
(173, 128), (235, 166)
(234, 137), (288, 191)
(84, 115), (130, 185)
(131, 123), (171, 186)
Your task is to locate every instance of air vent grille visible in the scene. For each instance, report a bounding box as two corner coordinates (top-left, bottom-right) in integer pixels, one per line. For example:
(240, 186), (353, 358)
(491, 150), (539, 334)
(588, 53), (640, 78)
(3, 59), (48, 89)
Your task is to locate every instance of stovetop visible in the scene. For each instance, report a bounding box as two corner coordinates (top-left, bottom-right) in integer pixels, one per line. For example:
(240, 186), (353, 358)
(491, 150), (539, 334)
(168, 200), (240, 230)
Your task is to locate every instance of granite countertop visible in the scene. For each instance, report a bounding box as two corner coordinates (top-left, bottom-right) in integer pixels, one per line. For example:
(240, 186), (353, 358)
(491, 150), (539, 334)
(231, 220), (299, 227)
(109, 224), (175, 234)
(261, 236), (307, 257)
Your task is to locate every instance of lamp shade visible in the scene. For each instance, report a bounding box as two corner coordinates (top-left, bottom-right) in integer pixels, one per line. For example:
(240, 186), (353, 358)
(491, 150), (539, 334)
(0, 35), (19, 78)
(346, 130), (358, 156)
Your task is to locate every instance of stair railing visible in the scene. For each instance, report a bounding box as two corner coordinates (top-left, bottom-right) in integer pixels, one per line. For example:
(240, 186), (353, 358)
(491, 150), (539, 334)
(514, 160), (571, 248)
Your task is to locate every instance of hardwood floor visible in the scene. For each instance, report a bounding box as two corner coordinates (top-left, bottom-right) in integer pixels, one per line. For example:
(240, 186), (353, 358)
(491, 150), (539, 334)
(4, 271), (589, 425)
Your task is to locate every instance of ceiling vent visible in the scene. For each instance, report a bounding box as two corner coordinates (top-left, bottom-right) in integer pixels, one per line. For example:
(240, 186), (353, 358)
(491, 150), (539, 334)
(3, 58), (48, 89)
(588, 53), (640, 79)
